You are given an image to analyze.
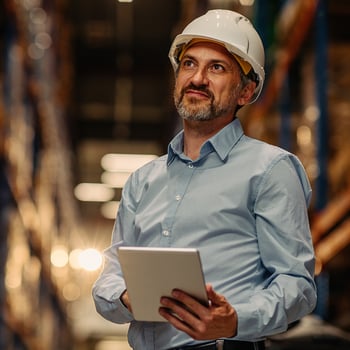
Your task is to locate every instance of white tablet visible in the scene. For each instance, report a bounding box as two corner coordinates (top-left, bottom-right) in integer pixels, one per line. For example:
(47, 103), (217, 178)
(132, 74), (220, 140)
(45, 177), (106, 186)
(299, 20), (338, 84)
(117, 246), (208, 322)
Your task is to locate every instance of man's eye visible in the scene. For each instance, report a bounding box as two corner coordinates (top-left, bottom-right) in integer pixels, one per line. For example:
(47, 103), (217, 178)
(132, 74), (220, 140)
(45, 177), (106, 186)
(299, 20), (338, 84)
(182, 60), (195, 68)
(211, 63), (225, 72)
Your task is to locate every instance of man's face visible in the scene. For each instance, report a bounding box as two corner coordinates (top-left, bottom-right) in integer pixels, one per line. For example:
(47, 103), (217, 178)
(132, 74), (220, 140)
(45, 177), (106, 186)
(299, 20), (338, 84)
(174, 41), (244, 122)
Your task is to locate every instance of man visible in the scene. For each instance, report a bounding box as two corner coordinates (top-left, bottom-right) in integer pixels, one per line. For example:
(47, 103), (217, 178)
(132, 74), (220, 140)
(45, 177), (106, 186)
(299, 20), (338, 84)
(92, 9), (317, 350)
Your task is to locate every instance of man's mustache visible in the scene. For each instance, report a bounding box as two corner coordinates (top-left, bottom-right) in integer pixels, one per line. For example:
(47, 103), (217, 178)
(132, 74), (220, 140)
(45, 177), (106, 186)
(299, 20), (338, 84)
(182, 83), (213, 99)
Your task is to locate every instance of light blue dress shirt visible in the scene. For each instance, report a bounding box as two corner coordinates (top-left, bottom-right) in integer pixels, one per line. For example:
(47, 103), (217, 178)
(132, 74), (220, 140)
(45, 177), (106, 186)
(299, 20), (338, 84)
(93, 118), (317, 350)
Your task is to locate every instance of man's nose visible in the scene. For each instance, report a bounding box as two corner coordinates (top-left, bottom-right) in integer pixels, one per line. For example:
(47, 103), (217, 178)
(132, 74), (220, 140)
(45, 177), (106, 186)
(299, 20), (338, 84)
(190, 66), (209, 86)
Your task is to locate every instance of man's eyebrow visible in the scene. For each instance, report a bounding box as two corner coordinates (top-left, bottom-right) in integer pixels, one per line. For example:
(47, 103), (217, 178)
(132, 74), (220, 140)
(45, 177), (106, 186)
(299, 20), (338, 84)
(181, 53), (232, 66)
(181, 53), (196, 61)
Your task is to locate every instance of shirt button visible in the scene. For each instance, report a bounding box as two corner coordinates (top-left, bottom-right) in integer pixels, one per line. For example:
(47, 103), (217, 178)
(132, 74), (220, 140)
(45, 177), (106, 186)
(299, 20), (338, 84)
(175, 194), (181, 201)
(162, 230), (169, 236)
(188, 163), (194, 168)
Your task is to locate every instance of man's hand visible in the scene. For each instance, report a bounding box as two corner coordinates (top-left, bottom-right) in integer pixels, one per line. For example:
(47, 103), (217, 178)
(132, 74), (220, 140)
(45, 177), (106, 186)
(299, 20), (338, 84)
(159, 284), (237, 340)
(120, 290), (132, 312)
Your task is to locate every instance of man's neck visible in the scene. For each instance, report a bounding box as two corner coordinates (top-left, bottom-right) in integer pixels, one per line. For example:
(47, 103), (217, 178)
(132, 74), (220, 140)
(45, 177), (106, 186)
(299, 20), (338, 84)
(183, 116), (234, 160)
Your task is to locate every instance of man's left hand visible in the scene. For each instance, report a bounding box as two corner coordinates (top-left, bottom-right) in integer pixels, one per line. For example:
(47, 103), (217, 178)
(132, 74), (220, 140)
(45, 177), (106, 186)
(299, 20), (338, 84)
(159, 284), (237, 340)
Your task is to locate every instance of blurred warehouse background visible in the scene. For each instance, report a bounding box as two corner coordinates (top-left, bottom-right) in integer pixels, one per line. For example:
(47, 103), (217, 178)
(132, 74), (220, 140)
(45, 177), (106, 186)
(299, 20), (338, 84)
(1, 0), (350, 349)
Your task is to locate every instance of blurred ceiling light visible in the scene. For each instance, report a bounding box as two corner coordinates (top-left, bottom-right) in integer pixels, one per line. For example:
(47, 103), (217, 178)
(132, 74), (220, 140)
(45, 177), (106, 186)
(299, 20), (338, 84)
(69, 249), (83, 269)
(28, 43), (44, 60)
(51, 245), (69, 268)
(62, 282), (81, 301)
(96, 339), (132, 350)
(5, 271), (22, 289)
(297, 125), (312, 146)
(78, 248), (103, 271)
(101, 153), (157, 172)
(306, 161), (319, 180)
(239, 0), (255, 5)
(101, 201), (120, 219)
(209, 0), (254, 6)
(74, 183), (114, 202)
(101, 171), (131, 188)
(35, 32), (52, 50)
(118, 0), (133, 2)
(305, 105), (319, 122)
(29, 7), (47, 24)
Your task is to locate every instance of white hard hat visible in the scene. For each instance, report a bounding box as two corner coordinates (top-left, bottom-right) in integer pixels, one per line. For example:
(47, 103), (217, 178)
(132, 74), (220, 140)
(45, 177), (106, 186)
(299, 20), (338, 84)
(168, 9), (265, 103)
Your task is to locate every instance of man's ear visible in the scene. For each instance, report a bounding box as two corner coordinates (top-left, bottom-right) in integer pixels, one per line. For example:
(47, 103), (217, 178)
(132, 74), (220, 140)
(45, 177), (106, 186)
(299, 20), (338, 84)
(237, 81), (256, 105)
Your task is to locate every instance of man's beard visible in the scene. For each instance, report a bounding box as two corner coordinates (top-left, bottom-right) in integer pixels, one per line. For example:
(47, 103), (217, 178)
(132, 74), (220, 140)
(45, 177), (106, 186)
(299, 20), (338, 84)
(174, 83), (238, 121)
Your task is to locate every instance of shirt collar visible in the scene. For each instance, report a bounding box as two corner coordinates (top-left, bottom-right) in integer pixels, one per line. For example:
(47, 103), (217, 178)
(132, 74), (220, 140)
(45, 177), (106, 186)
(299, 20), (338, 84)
(167, 118), (244, 165)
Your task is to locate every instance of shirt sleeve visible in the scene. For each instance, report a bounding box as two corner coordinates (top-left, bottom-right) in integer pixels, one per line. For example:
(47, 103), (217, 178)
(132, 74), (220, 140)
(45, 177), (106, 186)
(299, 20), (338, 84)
(92, 176), (137, 324)
(234, 154), (317, 338)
